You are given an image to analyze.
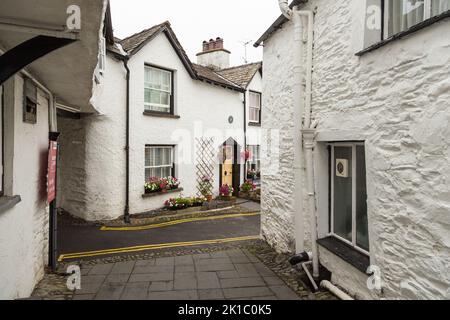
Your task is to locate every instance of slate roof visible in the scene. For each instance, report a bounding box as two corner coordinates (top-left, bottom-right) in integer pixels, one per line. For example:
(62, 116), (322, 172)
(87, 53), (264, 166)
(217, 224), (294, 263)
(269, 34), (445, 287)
(217, 62), (262, 89)
(116, 21), (251, 92)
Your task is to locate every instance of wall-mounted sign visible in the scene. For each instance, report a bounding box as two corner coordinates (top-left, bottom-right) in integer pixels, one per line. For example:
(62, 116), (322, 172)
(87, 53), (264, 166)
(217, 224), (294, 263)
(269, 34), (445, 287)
(336, 159), (349, 178)
(47, 141), (58, 203)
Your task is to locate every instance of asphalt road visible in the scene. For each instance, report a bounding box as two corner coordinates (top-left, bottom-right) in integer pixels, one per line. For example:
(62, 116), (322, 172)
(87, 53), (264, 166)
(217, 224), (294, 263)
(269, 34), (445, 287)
(58, 213), (261, 258)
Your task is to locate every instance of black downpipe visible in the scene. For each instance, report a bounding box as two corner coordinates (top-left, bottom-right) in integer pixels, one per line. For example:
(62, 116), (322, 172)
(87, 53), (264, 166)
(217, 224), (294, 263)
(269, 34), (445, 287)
(122, 57), (131, 224)
(243, 92), (247, 178)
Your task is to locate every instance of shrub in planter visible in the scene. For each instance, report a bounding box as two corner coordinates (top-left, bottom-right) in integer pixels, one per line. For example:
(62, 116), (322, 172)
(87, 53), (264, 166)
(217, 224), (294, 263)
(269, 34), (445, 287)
(240, 180), (256, 193)
(219, 184), (234, 197)
(164, 197), (205, 211)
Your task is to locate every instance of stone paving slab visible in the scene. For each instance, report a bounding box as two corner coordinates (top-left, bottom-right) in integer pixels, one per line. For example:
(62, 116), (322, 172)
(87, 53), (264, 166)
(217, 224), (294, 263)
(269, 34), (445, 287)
(71, 248), (301, 300)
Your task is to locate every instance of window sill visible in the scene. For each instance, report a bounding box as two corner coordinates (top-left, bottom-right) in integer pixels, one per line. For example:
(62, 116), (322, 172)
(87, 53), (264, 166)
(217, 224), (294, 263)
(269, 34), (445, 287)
(356, 10), (450, 57)
(143, 111), (180, 119)
(248, 122), (261, 127)
(142, 188), (183, 198)
(317, 236), (370, 274)
(0, 195), (22, 214)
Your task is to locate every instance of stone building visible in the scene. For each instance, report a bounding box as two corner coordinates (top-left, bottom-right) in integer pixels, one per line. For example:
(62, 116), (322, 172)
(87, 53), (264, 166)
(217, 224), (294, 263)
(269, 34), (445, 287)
(255, 0), (450, 299)
(57, 21), (263, 221)
(0, 0), (109, 299)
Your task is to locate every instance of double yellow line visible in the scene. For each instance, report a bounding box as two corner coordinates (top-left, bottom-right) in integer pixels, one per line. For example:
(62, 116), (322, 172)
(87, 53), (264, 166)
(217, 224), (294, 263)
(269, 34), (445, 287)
(100, 212), (260, 231)
(58, 235), (260, 262)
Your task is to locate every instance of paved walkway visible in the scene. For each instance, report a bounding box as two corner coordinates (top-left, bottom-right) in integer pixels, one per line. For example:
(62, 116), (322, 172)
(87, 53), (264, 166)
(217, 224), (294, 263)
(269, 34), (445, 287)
(73, 248), (300, 300)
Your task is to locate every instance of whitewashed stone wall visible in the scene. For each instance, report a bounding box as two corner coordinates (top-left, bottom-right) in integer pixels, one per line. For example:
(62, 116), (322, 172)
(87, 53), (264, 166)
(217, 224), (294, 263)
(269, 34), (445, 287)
(262, 0), (450, 299)
(0, 75), (50, 299)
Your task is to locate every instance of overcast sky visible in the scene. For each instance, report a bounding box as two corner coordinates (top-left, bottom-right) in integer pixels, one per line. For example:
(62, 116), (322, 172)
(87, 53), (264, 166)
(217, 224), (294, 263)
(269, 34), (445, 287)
(109, 0), (281, 67)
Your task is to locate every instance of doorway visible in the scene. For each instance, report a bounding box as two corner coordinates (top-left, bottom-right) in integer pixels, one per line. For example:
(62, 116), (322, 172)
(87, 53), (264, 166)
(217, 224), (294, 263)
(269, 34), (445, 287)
(219, 138), (241, 197)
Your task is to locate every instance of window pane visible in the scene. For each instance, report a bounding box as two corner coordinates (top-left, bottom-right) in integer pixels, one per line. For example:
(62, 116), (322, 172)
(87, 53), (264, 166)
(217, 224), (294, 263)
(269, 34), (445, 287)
(161, 71), (171, 91)
(150, 89), (160, 104)
(160, 92), (170, 106)
(333, 146), (353, 242)
(144, 88), (152, 104)
(388, 0), (425, 37)
(162, 166), (171, 178)
(145, 148), (151, 166)
(356, 146), (369, 251)
(432, 0), (450, 16)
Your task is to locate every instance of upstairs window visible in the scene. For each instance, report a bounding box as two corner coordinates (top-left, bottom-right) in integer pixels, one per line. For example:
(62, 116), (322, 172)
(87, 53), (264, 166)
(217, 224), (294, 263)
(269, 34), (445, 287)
(330, 143), (369, 253)
(145, 146), (174, 181)
(144, 66), (173, 113)
(249, 91), (261, 124)
(385, 0), (450, 37)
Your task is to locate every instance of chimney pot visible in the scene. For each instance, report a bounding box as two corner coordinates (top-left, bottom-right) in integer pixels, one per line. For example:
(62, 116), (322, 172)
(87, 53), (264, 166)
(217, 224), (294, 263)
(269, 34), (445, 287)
(202, 40), (209, 52)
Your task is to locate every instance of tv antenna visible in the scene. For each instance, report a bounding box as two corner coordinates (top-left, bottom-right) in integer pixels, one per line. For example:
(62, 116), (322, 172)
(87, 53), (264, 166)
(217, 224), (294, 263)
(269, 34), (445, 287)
(240, 39), (253, 64)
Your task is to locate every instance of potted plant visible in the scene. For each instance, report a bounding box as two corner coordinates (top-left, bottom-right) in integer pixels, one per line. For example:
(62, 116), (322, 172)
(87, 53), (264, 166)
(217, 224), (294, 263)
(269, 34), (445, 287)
(239, 180), (256, 197)
(199, 175), (213, 202)
(219, 184), (234, 200)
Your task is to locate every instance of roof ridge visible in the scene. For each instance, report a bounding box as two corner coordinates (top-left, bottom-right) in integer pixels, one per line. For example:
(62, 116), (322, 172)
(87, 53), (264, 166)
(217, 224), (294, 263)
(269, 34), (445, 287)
(218, 61), (262, 72)
(119, 21), (169, 44)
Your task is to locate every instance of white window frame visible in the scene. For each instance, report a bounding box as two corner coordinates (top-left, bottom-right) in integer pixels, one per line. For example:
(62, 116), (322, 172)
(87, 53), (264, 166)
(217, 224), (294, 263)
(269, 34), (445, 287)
(383, 0), (449, 38)
(329, 142), (369, 255)
(144, 146), (174, 181)
(249, 91), (261, 123)
(144, 66), (172, 113)
(98, 36), (106, 73)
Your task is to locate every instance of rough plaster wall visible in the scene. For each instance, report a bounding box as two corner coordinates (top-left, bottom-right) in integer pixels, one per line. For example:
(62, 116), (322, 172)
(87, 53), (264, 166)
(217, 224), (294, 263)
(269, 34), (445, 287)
(0, 75), (50, 299)
(262, 0), (450, 299)
(58, 54), (126, 221)
(57, 117), (88, 218)
(261, 20), (311, 254)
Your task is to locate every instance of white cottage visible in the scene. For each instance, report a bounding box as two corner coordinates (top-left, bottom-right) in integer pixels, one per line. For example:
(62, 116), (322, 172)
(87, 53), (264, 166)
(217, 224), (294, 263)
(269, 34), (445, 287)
(57, 21), (263, 221)
(256, 0), (450, 299)
(0, 0), (109, 299)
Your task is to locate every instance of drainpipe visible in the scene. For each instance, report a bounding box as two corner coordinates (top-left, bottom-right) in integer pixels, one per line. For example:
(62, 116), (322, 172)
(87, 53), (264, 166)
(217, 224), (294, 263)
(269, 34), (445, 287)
(121, 57), (131, 224)
(279, 0), (305, 254)
(320, 280), (354, 300)
(243, 91), (247, 181)
(278, 0), (319, 278)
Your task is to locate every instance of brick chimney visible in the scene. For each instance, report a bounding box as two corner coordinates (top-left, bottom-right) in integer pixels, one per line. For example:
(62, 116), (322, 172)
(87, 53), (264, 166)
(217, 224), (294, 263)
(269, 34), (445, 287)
(197, 37), (230, 70)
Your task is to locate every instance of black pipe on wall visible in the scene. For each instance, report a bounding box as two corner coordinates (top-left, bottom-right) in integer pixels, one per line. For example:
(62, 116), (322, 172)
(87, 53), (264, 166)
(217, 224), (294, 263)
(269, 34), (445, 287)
(122, 57), (131, 224)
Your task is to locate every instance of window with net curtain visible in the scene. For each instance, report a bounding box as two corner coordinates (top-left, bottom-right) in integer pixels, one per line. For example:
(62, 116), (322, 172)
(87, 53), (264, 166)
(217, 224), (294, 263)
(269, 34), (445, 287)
(144, 66), (172, 113)
(145, 146), (173, 181)
(386, 0), (450, 37)
(249, 92), (261, 123)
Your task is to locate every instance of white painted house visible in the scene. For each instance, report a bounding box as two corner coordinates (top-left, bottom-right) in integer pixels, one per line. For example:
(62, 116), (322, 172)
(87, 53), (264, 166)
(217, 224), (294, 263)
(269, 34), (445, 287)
(0, 0), (109, 299)
(57, 21), (263, 221)
(256, 0), (450, 299)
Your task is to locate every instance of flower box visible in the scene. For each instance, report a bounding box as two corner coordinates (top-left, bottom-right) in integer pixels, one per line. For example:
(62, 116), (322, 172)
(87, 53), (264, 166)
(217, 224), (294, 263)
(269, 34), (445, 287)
(142, 188), (183, 198)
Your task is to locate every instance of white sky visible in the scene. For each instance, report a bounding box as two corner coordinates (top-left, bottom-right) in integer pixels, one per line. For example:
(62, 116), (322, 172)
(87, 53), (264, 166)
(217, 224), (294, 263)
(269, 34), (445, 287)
(109, 0), (281, 67)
